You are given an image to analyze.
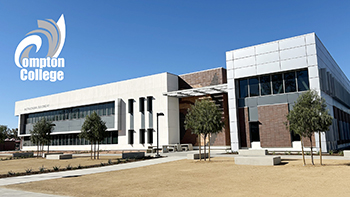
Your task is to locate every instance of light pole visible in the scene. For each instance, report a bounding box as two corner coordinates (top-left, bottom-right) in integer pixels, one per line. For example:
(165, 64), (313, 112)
(156, 112), (164, 157)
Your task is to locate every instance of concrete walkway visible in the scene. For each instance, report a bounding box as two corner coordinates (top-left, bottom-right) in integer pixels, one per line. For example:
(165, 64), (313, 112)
(0, 188), (67, 197)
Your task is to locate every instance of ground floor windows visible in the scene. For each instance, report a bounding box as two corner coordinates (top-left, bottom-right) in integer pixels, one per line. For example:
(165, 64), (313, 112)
(23, 131), (118, 146)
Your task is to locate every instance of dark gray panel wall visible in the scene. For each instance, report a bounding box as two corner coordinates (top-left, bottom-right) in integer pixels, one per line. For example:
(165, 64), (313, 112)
(24, 115), (115, 134)
(238, 92), (302, 109)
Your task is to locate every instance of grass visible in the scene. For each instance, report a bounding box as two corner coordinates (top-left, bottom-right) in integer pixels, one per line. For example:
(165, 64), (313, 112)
(5, 157), (350, 197)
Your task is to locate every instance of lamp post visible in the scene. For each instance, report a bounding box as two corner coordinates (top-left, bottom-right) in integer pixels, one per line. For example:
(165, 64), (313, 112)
(156, 112), (164, 157)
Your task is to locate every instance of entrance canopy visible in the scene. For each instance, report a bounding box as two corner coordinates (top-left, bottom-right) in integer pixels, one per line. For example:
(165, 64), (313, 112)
(163, 84), (227, 98)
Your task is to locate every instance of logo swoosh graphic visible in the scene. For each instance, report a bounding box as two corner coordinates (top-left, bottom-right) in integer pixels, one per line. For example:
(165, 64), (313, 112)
(14, 35), (42, 68)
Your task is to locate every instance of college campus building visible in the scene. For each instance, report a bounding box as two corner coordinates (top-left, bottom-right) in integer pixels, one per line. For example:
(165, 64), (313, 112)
(15, 33), (350, 152)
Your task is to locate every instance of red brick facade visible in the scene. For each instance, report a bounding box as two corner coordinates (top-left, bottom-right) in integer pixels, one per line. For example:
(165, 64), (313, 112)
(178, 67), (230, 146)
(258, 104), (292, 148)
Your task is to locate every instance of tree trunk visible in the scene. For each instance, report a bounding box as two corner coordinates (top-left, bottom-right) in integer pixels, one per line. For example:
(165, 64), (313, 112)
(37, 143), (39, 158)
(47, 141), (50, 154)
(204, 134), (207, 161)
(199, 134), (201, 161)
(97, 141), (100, 159)
(208, 134), (211, 162)
(90, 142), (93, 160)
(94, 142), (96, 159)
(301, 137), (306, 166)
(318, 131), (322, 165)
(310, 137), (314, 165)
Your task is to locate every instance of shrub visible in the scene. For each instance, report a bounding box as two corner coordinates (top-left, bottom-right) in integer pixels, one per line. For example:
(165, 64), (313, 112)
(25, 168), (32, 173)
(108, 159), (113, 165)
(339, 151), (344, 156)
(116, 159), (120, 164)
(66, 164), (72, 170)
(8, 171), (15, 176)
(329, 150), (333, 155)
(53, 166), (60, 171)
(77, 164), (82, 169)
(39, 165), (45, 172)
(101, 162), (105, 166)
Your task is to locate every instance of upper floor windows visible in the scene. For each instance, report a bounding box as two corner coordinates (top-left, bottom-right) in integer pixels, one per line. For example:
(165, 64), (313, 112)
(238, 69), (309, 98)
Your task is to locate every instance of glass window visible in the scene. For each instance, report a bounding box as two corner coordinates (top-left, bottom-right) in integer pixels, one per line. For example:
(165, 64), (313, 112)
(249, 78), (259, 97)
(239, 79), (248, 98)
(297, 70), (309, 91)
(260, 75), (271, 95)
(272, 74), (283, 94)
(284, 72), (296, 93)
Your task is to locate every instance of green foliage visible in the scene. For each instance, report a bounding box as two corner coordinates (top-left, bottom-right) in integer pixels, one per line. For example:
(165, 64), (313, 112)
(39, 165), (45, 172)
(53, 166), (60, 171)
(286, 90), (333, 165)
(338, 151), (344, 156)
(77, 164), (82, 169)
(0, 125), (9, 143)
(66, 164), (72, 170)
(79, 112), (108, 159)
(286, 90), (333, 139)
(30, 118), (55, 156)
(25, 168), (32, 173)
(8, 171), (15, 176)
(329, 150), (333, 155)
(184, 99), (224, 136)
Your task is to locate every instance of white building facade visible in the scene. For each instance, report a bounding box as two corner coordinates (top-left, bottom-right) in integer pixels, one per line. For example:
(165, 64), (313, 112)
(15, 73), (180, 151)
(226, 33), (350, 152)
(15, 33), (350, 153)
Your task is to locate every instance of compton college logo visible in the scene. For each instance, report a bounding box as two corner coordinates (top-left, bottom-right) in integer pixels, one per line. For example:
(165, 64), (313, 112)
(14, 14), (66, 82)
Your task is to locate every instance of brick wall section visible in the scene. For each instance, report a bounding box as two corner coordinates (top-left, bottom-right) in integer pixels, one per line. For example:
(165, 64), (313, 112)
(238, 107), (250, 148)
(258, 104), (292, 148)
(302, 134), (316, 147)
(179, 67), (227, 89)
(179, 95), (230, 146)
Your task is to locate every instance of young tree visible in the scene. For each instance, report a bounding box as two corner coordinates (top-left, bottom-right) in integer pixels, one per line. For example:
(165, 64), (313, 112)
(80, 112), (107, 159)
(286, 90), (332, 165)
(0, 125), (9, 143)
(185, 99), (224, 161)
(30, 118), (54, 157)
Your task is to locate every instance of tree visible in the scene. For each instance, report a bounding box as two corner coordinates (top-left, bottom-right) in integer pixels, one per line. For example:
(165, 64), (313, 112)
(79, 112), (108, 159)
(8, 128), (19, 140)
(0, 125), (9, 143)
(185, 99), (224, 161)
(286, 90), (332, 165)
(30, 118), (54, 157)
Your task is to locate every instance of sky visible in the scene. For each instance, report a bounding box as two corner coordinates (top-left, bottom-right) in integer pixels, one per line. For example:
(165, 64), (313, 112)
(1, 0), (350, 129)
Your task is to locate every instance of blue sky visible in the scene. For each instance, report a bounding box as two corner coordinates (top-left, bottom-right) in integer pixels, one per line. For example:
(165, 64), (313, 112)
(1, 1), (350, 129)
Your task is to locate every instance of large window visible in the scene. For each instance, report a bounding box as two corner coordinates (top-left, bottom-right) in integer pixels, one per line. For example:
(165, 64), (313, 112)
(272, 74), (283, 94)
(260, 75), (271, 96)
(297, 70), (309, 91)
(249, 78), (259, 97)
(237, 69), (309, 98)
(239, 79), (248, 98)
(25, 101), (115, 125)
(284, 72), (296, 93)
(24, 131), (118, 146)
